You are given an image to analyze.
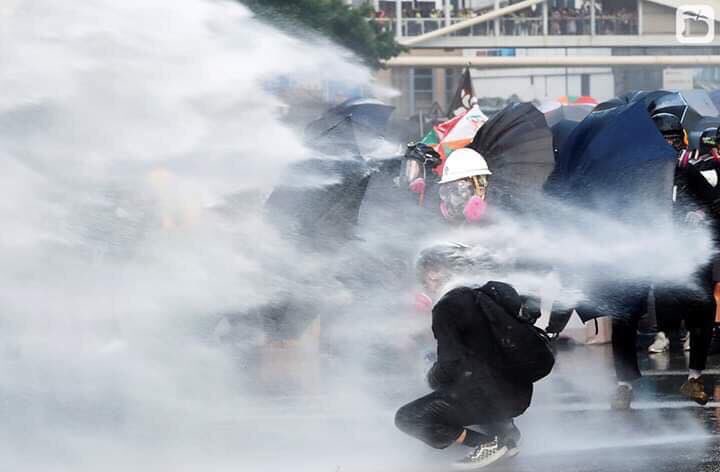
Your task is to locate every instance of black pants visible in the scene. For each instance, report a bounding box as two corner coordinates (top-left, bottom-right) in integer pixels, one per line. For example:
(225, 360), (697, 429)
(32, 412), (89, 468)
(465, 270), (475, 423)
(656, 287), (714, 370)
(395, 387), (517, 449)
(613, 287), (714, 382)
(573, 283), (649, 383)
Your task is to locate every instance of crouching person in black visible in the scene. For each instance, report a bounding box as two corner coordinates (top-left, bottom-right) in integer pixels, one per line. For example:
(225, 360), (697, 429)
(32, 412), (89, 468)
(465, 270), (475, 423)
(395, 282), (553, 469)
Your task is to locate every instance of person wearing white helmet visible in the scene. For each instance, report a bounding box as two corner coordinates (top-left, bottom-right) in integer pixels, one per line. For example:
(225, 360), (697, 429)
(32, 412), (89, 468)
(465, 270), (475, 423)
(438, 148), (492, 224)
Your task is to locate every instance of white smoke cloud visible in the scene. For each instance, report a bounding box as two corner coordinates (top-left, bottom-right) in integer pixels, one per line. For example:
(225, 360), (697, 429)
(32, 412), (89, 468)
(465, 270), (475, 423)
(0, 0), (715, 470)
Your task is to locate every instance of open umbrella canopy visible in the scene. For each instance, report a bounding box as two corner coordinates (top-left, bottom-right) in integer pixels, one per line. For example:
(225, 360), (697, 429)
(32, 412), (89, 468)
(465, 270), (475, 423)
(595, 90), (717, 142)
(545, 100), (677, 219)
(266, 99), (395, 250)
(304, 98), (395, 156)
(467, 102), (555, 209)
(594, 90), (673, 112)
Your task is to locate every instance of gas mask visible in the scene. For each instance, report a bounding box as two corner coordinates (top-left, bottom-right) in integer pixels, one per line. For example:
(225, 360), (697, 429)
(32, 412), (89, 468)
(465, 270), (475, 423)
(438, 176), (488, 223)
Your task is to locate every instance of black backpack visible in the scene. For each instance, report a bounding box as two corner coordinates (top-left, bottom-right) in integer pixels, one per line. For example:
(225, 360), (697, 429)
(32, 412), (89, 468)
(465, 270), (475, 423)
(476, 285), (555, 384)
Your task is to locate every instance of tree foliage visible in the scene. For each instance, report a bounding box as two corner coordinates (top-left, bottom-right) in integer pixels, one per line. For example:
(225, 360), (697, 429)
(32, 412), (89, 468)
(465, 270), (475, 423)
(240, 0), (404, 68)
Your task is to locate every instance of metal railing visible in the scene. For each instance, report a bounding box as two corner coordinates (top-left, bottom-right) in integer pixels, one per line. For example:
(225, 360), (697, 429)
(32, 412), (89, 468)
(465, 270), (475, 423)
(375, 13), (639, 37)
(595, 15), (639, 35)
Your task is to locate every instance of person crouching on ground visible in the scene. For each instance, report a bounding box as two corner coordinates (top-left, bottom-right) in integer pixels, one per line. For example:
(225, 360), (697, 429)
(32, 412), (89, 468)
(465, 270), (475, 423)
(395, 280), (554, 469)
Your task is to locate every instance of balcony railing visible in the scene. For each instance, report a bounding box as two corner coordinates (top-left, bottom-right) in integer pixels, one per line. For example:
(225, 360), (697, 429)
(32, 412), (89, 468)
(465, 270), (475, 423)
(375, 13), (639, 37)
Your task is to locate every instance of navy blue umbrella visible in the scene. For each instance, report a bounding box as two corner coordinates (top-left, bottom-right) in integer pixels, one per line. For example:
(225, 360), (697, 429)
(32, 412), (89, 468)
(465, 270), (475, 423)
(544, 100), (679, 320)
(545, 100), (677, 220)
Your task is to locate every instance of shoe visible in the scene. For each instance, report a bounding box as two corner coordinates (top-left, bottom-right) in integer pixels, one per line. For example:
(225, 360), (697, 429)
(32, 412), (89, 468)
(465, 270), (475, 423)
(453, 437), (509, 470)
(611, 384), (633, 410)
(684, 336), (691, 352)
(680, 377), (709, 405)
(648, 332), (670, 353)
(505, 438), (520, 458)
(498, 421), (520, 458)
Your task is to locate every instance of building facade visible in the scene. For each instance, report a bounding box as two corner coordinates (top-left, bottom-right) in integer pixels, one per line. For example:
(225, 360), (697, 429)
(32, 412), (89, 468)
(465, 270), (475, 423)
(370, 0), (720, 117)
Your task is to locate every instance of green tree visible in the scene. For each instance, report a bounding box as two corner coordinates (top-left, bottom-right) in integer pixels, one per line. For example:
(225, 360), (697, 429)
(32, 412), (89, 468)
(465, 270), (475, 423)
(240, 0), (404, 68)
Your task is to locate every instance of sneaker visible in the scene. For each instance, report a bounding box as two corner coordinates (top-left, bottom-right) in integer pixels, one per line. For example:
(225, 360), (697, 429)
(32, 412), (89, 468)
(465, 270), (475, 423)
(648, 332), (670, 353)
(680, 377), (709, 405)
(505, 438), (520, 458)
(684, 336), (691, 352)
(498, 421), (520, 458)
(453, 437), (509, 470)
(611, 384), (633, 410)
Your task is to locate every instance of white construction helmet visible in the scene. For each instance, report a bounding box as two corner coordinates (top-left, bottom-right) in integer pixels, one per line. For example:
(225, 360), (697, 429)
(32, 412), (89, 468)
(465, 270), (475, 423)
(439, 148), (491, 184)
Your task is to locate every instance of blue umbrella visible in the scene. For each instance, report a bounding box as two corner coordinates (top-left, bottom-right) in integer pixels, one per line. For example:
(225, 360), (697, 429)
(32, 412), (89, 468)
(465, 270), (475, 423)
(546, 100), (677, 219)
(304, 98), (395, 156)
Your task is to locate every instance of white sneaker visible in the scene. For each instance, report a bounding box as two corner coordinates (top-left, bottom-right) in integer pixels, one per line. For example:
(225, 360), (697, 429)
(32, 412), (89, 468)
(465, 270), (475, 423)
(648, 332), (670, 353)
(684, 335), (691, 352)
(453, 437), (508, 470)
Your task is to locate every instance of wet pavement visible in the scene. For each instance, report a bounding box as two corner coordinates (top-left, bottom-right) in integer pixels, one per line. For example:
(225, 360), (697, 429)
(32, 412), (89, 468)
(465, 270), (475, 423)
(241, 337), (720, 472)
(485, 340), (720, 472)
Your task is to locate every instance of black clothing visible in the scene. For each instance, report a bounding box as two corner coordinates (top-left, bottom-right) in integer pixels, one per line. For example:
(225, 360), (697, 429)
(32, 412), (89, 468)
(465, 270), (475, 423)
(613, 286), (714, 382)
(640, 158), (720, 379)
(395, 389), (518, 449)
(395, 283), (536, 449)
(425, 285), (533, 414)
(655, 286), (715, 370)
(612, 314), (644, 382)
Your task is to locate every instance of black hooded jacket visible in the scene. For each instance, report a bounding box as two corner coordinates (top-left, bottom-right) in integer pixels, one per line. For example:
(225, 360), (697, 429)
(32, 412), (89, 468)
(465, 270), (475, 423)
(675, 158), (720, 284)
(426, 282), (534, 417)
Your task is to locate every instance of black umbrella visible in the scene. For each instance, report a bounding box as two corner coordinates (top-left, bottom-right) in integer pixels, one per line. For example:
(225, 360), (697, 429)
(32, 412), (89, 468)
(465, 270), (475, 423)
(265, 99), (395, 250)
(467, 102), (555, 210)
(304, 98), (395, 156)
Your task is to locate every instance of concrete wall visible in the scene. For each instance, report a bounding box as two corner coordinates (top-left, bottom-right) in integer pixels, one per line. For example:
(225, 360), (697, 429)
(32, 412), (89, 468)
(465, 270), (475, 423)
(465, 48), (615, 102)
(641, 1), (675, 34)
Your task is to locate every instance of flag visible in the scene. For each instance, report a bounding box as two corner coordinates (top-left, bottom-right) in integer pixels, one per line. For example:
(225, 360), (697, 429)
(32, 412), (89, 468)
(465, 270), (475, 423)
(417, 104), (488, 175)
(447, 68), (476, 117)
(434, 104), (489, 175)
